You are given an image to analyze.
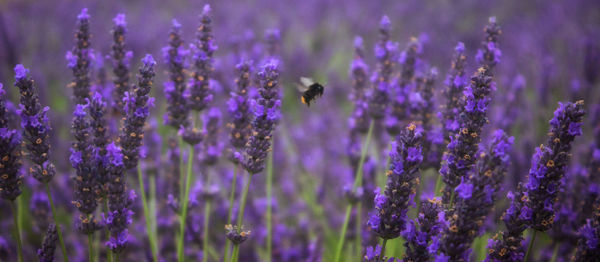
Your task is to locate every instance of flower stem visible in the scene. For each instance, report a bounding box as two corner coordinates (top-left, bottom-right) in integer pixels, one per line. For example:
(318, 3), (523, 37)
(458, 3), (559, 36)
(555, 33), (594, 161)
(266, 149), (274, 262)
(224, 164), (239, 262)
(333, 205), (353, 262)
(177, 145), (195, 262)
(137, 165), (158, 261)
(524, 230), (537, 262)
(149, 175), (159, 258)
(380, 239), (388, 261)
(355, 203), (362, 259)
(434, 174), (443, 197)
(334, 120), (374, 262)
(44, 182), (69, 262)
(550, 242), (559, 262)
(10, 200), (23, 262)
(203, 199), (211, 262)
(88, 233), (94, 262)
(230, 172), (252, 262)
(103, 197), (112, 262)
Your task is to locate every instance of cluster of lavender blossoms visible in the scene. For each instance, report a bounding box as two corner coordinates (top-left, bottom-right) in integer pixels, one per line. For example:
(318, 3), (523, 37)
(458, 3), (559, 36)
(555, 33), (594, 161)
(0, 84), (22, 201)
(368, 123), (423, 239)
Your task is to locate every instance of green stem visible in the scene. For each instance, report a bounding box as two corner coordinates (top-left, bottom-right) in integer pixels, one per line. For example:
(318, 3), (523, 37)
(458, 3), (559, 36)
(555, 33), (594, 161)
(449, 190), (456, 207)
(177, 145), (195, 262)
(203, 200), (211, 262)
(230, 173), (252, 262)
(334, 120), (374, 262)
(137, 165), (158, 262)
(333, 205), (353, 262)
(44, 182), (69, 262)
(550, 242), (559, 262)
(231, 245), (239, 262)
(224, 165), (239, 262)
(103, 197), (113, 262)
(236, 172), (252, 229)
(355, 203), (362, 259)
(380, 239), (388, 261)
(524, 230), (537, 262)
(10, 200), (23, 262)
(266, 149), (274, 262)
(149, 175), (159, 259)
(88, 233), (94, 262)
(434, 174), (443, 197)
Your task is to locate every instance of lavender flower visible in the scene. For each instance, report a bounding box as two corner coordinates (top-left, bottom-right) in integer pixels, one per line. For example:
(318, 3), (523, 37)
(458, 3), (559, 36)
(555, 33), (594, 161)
(417, 68), (439, 167)
(367, 16), (395, 119)
(104, 142), (135, 252)
(572, 204), (600, 261)
(486, 186), (529, 262)
(475, 17), (502, 72)
(265, 28), (281, 58)
(389, 37), (421, 131)
(88, 92), (109, 187)
(523, 101), (585, 231)
(0, 84), (22, 201)
(37, 224), (58, 262)
(440, 42), (468, 144)
(439, 130), (513, 260)
(30, 191), (51, 232)
(119, 55), (156, 170)
(368, 123), (422, 239)
(440, 66), (495, 204)
(188, 4), (216, 111)
(225, 224), (251, 245)
(163, 19), (190, 129)
(584, 38), (600, 85)
(227, 60), (253, 163)
(243, 60), (280, 175)
(70, 104), (101, 234)
(66, 8), (92, 104)
(402, 199), (443, 262)
(347, 36), (371, 172)
(14, 64), (56, 183)
(111, 13), (133, 114)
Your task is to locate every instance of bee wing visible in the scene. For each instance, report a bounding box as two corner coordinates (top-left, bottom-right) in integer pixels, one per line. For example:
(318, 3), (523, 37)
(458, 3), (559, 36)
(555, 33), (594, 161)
(300, 77), (315, 87)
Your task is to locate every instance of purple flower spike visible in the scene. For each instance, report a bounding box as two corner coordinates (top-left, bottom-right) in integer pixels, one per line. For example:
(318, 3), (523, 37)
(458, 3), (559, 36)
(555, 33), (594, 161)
(188, 2), (216, 112)
(573, 205), (600, 261)
(227, 60), (253, 163)
(402, 199), (444, 262)
(368, 15), (397, 119)
(475, 17), (502, 71)
(111, 12), (132, 114)
(0, 83), (22, 201)
(368, 124), (423, 239)
(440, 129), (513, 260)
(15, 65), (56, 183)
(37, 224), (58, 262)
(68, 8), (93, 104)
(163, 20), (190, 128)
(440, 42), (468, 141)
(119, 55), (156, 170)
(524, 101), (585, 231)
(243, 60), (280, 175)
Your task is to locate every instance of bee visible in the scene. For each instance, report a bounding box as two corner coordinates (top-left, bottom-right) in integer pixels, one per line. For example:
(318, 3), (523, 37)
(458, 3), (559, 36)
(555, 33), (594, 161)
(298, 77), (324, 107)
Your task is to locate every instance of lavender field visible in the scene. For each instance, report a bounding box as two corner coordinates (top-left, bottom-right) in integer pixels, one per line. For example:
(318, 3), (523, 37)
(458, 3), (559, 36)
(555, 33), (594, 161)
(1, 0), (599, 261)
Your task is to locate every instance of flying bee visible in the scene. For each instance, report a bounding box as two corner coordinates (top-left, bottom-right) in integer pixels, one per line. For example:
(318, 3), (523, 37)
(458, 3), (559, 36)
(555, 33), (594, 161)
(298, 77), (324, 107)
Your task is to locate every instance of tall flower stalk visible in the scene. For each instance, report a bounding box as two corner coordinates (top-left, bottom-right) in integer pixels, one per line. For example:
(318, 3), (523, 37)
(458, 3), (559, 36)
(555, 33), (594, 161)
(15, 64), (69, 261)
(69, 104), (101, 261)
(66, 8), (92, 104)
(224, 60), (253, 261)
(522, 101), (585, 259)
(230, 59), (280, 262)
(110, 13), (133, 115)
(120, 55), (158, 260)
